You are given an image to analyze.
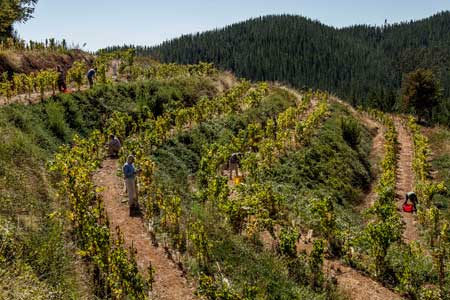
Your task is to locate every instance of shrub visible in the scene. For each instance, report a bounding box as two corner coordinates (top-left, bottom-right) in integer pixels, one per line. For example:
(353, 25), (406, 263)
(340, 116), (361, 148)
(45, 101), (71, 141)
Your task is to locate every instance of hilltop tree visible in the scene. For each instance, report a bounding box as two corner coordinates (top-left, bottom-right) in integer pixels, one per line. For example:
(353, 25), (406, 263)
(402, 68), (441, 123)
(0, 0), (38, 37)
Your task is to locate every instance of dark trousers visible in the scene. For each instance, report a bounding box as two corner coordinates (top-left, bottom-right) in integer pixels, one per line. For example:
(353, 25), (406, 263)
(58, 81), (66, 92)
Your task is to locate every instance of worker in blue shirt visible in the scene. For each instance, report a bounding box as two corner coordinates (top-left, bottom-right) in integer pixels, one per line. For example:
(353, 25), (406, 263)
(123, 155), (140, 216)
(87, 68), (96, 88)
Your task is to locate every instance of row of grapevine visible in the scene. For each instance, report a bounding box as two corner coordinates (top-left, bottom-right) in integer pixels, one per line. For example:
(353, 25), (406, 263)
(0, 37), (71, 52)
(197, 91), (329, 241)
(408, 117), (446, 208)
(0, 59), (94, 102)
(49, 131), (151, 299)
(0, 55), (219, 104)
(114, 80), (266, 151)
(408, 117), (450, 294)
(362, 109), (403, 278)
(1, 69), (60, 101)
(96, 49), (217, 82)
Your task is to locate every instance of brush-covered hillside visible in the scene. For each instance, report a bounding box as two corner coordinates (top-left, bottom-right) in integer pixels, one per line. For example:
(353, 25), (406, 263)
(1, 50), (450, 300)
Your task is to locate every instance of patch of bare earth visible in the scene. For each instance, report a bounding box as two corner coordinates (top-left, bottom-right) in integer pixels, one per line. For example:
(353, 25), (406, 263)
(0, 87), (90, 106)
(393, 117), (419, 243)
(93, 159), (196, 300)
(326, 261), (403, 300)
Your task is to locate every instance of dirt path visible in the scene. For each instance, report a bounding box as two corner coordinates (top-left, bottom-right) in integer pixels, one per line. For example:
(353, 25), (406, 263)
(393, 117), (419, 243)
(291, 235), (404, 300)
(326, 261), (403, 300)
(93, 159), (196, 300)
(0, 86), (90, 106)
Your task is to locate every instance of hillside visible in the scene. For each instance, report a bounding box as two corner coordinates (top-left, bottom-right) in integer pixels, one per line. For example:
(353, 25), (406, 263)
(105, 12), (450, 123)
(1, 55), (449, 299)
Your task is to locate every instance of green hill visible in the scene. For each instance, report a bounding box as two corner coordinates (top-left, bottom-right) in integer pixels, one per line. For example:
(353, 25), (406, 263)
(103, 12), (450, 121)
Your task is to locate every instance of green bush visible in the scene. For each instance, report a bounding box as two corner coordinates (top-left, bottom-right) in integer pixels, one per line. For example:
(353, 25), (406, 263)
(45, 101), (71, 141)
(340, 116), (361, 148)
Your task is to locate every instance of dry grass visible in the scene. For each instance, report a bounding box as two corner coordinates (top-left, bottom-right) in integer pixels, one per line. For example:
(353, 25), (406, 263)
(0, 49), (93, 74)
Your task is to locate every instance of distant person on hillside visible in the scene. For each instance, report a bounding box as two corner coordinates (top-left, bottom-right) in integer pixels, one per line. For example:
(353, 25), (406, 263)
(404, 191), (418, 213)
(107, 134), (121, 158)
(56, 65), (67, 92)
(87, 67), (96, 88)
(123, 155), (141, 216)
(228, 152), (242, 179)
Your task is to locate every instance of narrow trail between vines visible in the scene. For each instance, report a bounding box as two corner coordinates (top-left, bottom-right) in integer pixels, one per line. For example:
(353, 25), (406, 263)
(93, 159), (196, 300)
(0, 86), (90, 106)
(393, 117), (419, 243)
(313, 99), (402, 300)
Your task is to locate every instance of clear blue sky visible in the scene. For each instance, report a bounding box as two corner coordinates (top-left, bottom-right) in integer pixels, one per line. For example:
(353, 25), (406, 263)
(15, 0), (450, 51)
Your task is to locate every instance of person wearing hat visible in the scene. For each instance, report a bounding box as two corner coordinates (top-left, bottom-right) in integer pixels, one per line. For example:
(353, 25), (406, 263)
(123, 155), (140, 216)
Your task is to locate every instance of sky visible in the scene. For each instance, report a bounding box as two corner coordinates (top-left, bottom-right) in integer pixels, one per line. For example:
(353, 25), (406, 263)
(15, 0), (450, 51)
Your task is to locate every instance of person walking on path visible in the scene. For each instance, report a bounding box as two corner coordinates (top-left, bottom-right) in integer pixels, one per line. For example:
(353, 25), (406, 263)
(107, 134), (121, 158)
(404, 191), (419, 213)
(87, 68), (96, 88)
(56, 65), (67, 92)
(123, 155), (140, 216)
(228, 152), (242, 180)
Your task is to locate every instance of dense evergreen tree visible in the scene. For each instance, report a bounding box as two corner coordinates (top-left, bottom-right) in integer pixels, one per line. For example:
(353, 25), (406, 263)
(102, 12), (450, 124)
(0, 0), (38, 39)
(402, 69), (441, 122)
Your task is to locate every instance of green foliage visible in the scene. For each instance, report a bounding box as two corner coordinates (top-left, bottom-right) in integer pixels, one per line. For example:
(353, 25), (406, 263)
(0, 73), (221, 298)
(45, 101), (71, 141)
(50, 132), (150, 299)
(362, 110), (403, 279)
(340, 116), (361, 148)
(308, 239), (325, 289)
(67, 60), (87, 91)
(106, 12), (450, 122)
(387, 242), (434, 298)
(0, 0), (37, 36)
(311, 197), (341, 256)
(279, 226), (300, 258)
(0, 68), (395, 299)
(402, 69), (441, 122)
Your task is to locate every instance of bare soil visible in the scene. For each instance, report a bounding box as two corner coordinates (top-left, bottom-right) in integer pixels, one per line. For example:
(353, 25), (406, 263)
(393, 117), (419, 243)
(93, 159), (196, 300)
(0, 86), (89, 106)
(326, 261), (403, 300)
